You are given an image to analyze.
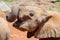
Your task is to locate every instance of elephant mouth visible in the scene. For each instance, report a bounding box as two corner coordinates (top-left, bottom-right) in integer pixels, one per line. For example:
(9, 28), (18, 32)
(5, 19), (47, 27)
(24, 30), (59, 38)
(13, 15), (31, 27)
(13, 18), (31, 31)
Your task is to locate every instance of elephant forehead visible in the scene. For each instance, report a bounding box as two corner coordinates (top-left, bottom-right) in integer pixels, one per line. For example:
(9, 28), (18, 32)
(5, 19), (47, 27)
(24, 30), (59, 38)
(25, 6), (48, 15)
(19, 5), (47, 15)
(24, 6), (42, 11)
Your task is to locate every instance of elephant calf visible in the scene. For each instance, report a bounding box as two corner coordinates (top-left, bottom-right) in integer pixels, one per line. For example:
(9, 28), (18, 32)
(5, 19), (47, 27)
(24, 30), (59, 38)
(6, 4), (60, 40)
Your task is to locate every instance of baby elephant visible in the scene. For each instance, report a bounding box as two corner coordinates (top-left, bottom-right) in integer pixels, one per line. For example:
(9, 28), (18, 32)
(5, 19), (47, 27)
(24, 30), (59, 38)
(16, 6), (60, 40)
(6, 4), (60, 40)
(0, 17), (10, 40)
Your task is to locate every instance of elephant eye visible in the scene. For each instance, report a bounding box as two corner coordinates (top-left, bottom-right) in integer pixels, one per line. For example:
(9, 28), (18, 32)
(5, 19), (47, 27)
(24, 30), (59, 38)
(29, 11), (34, 17)
(29, 13), (34, 16)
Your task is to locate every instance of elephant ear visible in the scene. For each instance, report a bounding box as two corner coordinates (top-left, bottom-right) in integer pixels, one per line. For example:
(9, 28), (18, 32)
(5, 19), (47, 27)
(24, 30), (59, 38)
(37, 13), (52, 24)
(34, 14), (60, 39)
(33, 13), (52, 38)
(26, 14), (52, 38)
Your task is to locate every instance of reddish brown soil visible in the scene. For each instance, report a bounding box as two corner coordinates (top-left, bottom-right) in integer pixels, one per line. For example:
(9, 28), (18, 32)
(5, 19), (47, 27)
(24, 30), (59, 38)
(0, 11), (38, 40)
(9, 23), (38, 40)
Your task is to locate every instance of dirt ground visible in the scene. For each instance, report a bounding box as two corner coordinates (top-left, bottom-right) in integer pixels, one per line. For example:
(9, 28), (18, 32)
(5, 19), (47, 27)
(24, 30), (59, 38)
(0, 11), (38, 40)
(9, 23), (38, 40)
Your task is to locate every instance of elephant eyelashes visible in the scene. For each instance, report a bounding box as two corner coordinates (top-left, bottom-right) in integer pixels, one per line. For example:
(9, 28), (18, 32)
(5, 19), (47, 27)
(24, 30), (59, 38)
(29, 13), (34, 16)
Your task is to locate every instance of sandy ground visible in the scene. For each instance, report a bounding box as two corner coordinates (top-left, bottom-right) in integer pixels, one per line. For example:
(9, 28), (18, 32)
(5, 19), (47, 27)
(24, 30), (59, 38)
(0, 11), (38, 40)
(9, 23), (38, 40)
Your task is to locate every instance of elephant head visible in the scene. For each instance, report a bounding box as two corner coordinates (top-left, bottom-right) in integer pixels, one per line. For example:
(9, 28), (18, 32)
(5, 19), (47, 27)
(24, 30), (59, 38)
(13, 6), (52, 32)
